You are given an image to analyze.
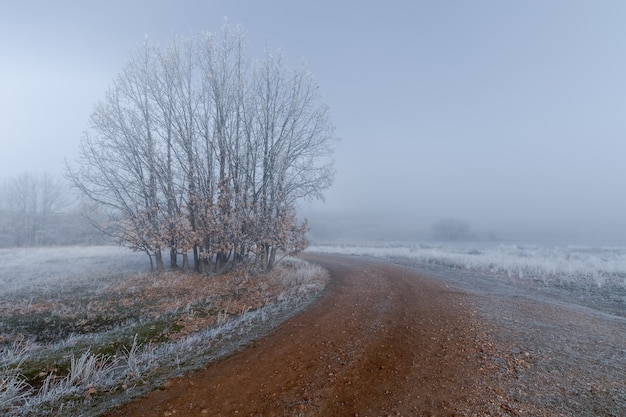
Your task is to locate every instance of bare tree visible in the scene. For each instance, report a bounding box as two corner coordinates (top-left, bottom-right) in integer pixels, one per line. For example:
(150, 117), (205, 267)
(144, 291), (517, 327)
(68, 23), (336, 272)
(68, 41), (167, 269)
(0, 173), (68, 246)
(249, 49), (335, 270)
(152, 36), (201, 270)
(196, 23), (251, 272)
(432, 218), (476, 241)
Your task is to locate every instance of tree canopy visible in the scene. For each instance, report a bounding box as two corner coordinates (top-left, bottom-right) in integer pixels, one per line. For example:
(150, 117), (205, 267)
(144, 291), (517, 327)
(67, 24), (336, 272)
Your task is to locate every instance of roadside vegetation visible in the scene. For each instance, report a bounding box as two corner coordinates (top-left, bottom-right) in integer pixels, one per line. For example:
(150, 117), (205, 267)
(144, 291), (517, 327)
(0, 247), (328, 417)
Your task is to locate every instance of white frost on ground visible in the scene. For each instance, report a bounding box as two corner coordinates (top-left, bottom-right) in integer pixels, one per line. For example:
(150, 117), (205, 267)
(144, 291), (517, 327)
(308, 241), (626, 287)
(0, 246), (148, 294)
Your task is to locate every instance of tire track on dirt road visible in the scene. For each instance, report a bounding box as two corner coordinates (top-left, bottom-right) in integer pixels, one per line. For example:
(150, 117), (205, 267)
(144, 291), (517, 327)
(106, 254), (509, 416)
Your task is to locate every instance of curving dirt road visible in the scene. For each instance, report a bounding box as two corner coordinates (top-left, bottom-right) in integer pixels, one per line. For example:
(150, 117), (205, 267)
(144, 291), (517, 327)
(106, 254), (509, 416)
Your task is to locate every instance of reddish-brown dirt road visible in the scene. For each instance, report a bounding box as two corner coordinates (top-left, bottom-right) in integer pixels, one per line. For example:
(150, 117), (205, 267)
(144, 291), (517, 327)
(106, 254), (508, 416)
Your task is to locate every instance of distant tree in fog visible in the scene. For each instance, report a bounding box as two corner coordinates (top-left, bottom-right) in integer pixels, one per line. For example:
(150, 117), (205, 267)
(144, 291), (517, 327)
(432, 218), (476, 241)
(0, 173), (69, 246)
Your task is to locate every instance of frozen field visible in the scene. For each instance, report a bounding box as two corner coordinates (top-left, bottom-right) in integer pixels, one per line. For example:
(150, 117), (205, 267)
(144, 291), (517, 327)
(309, 241), (626, 287)
(308, 241), (626, 316)
(0, 245), (149, 295)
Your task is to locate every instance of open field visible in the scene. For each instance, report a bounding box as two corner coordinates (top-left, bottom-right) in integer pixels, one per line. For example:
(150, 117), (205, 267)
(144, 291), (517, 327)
(0, 246), (328, 416)
(309, 241), (626, 316)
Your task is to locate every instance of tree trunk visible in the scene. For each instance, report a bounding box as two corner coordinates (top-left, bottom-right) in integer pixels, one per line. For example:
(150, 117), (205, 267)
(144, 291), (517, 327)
(146, 250), (154, 271)
(170, 247), (178, 268)
(232, 245), (239, 269)
(215, 252), (229, 273)
(182, 253), (189, 271)
(239, 244), (246, 263)
(256, 244), (266, 271)
(193, 245), (200, 272)
(214, 254), (220, 273)
(267, 246), (277, 272)
(155, 249), (164, 271)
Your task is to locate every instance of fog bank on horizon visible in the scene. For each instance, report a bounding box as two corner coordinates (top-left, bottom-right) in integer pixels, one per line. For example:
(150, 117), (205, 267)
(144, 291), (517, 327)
(301, 207), (626, 245)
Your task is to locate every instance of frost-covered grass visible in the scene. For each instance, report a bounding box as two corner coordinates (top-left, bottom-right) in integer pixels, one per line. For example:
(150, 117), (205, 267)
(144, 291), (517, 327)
(0, 245), (148, 295)
(308, 241), (626, 288)
(0, 247), (328, 417)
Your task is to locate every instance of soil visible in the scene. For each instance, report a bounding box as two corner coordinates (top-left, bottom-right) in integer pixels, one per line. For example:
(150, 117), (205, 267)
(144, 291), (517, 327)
(105, 254), (626, 416)
(390, 257), (626, 416)
(105, 254), (514, 416)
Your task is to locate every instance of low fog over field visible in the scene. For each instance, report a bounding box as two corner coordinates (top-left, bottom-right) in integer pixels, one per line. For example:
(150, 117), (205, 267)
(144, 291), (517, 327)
(3, 2), (626, 242)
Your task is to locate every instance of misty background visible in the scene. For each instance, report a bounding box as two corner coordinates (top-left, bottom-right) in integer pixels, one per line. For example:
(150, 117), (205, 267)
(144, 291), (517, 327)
(2, 1), (626, 244)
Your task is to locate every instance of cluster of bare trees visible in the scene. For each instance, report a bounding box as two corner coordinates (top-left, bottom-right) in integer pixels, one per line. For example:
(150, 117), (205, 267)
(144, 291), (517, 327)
(0, 173), (71, 246)
(67, 24), (335, 272)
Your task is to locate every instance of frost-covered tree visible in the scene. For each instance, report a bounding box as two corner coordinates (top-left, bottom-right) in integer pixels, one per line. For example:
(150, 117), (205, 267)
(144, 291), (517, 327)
(68, 23), (335, 272)
(432, 218), (476, 241)
(0, 173), (69, 246)
(67, 41), (167, 269)
(249, 49), (335, 270)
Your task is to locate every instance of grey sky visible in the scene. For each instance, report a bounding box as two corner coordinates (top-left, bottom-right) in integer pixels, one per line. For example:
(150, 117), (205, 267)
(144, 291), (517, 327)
(2, 1), (626, 241)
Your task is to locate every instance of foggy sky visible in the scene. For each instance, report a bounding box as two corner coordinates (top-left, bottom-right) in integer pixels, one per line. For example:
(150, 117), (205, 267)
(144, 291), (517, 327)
(2, 1), (626, 243)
